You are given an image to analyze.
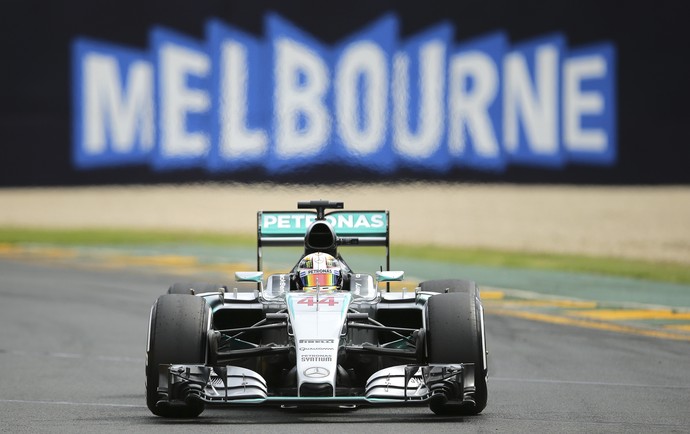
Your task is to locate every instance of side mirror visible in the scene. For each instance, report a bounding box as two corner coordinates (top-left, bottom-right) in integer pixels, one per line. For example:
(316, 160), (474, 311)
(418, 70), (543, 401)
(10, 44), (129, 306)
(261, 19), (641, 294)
(350, 273), (377, 301)
(235, 271), (264, 283)
(262, 273), (290, 301)
(375, 271), (404, 282)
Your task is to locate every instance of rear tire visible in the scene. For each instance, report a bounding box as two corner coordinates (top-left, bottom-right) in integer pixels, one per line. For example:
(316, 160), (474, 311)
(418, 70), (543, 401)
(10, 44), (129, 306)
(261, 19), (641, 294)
(146, 294), (209, 417)
(425, 286), (487, 416)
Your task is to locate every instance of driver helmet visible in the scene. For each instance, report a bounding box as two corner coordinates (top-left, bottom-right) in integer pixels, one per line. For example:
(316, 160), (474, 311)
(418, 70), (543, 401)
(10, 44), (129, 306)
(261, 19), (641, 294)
(297, 252), (342, 291)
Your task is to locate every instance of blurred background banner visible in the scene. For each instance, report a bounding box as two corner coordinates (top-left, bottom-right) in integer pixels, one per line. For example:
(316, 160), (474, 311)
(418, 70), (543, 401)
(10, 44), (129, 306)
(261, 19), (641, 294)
(2, 0), (688, 186)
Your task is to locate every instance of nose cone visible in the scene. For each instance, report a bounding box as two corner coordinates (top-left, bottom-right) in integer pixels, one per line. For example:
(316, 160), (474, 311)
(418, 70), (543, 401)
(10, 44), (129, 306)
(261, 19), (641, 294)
(287, 291), (351, 396)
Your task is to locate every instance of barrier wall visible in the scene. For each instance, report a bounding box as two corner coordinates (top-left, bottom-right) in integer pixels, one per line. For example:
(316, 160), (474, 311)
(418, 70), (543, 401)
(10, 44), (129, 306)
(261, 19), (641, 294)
(2, 0), (689, 186)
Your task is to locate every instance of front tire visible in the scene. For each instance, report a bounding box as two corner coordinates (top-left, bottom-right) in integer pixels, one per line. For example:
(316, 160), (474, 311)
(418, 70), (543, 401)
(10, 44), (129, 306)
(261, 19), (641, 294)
(168, 282), (225, 295)
(419, 278), (476, 294)
(146, 294), (209, 417)
(425, 285), (487, 415)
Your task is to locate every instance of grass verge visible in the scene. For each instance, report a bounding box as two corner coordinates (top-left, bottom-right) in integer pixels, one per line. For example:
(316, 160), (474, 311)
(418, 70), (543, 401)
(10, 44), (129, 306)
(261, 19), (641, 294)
(1, 227), (689, 285)
(0, 227), (255, 246)
(392, 245), (690, 285)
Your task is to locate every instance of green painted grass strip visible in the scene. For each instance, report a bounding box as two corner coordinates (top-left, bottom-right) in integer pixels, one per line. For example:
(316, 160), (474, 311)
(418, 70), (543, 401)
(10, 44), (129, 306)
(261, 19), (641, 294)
(0, 227), (254, 246)
(1, 227), (688, 285)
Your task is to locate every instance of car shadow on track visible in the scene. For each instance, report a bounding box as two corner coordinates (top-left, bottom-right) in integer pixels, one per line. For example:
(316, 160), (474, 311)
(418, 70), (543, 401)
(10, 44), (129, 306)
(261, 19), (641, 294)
(138, 407), (471, 425)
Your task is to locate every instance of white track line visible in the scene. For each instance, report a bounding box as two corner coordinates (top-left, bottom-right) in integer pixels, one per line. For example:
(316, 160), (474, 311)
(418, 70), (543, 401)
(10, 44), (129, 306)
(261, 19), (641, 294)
(491, 376), (690, 389)
(2, 349), (141, 363)
(0, 399), (145, 408)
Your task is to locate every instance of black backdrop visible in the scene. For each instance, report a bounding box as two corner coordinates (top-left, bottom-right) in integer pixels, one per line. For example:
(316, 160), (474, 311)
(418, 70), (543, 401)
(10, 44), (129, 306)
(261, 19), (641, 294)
(2, 0), (689, 186)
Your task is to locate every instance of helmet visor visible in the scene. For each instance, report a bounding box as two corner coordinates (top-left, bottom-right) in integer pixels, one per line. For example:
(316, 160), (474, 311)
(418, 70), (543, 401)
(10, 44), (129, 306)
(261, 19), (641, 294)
(300, 270), (340, 288)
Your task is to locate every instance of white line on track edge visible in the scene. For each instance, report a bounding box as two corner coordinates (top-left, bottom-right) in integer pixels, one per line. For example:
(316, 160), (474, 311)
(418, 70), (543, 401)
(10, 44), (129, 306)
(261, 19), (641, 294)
(491, 376), (690, 389)
(0, 399), (145, 408)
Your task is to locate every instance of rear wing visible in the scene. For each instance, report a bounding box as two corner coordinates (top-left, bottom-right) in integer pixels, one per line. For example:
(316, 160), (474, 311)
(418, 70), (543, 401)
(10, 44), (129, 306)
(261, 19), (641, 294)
(256, 208), (389, 271)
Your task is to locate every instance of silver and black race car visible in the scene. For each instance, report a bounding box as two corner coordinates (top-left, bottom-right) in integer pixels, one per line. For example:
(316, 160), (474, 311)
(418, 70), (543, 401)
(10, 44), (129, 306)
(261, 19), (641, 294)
(146, 200), (488, 417)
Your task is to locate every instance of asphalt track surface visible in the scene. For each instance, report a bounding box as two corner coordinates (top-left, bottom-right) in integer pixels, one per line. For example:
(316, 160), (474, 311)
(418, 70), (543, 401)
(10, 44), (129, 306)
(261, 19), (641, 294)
(2, 259), (690, 433)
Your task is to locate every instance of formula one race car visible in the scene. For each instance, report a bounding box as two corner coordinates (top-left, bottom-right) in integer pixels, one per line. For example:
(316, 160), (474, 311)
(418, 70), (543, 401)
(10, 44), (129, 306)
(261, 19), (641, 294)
(146, 201), (487, 417)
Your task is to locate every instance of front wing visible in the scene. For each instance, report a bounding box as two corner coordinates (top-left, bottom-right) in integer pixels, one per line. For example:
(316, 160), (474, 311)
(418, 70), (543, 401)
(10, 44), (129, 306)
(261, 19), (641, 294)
(155, 363), (478, 409)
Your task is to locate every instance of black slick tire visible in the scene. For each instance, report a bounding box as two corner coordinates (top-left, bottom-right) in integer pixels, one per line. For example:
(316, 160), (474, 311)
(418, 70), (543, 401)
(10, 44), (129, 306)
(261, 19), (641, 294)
(146, 294), (209, 417)
(419, 279), (476, 294)
(425, 286), (488, 416)
(168, 283), (225, 295)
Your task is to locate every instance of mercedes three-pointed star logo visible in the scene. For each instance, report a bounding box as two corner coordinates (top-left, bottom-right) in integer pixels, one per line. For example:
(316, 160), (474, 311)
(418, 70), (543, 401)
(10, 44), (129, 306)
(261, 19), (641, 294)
(303, 366), (330, 378)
